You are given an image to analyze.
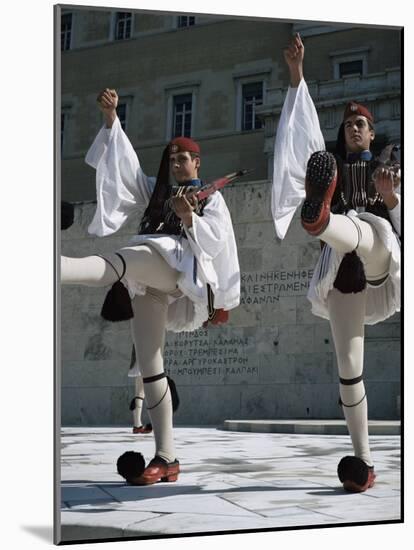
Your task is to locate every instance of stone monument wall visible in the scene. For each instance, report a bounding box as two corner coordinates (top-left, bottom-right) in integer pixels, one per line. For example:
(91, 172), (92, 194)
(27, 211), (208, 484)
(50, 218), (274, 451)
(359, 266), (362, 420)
(61, 180), (401, 425)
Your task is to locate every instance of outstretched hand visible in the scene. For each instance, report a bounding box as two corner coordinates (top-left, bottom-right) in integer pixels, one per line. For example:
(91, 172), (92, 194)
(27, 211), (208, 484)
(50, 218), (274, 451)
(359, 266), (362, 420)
(283, 33), (304, 87)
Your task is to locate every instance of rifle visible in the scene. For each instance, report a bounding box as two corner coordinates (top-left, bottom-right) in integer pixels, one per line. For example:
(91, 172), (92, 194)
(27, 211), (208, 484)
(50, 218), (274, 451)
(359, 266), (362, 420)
(170, 169), (252, 203)
(196, 169), (252, 199)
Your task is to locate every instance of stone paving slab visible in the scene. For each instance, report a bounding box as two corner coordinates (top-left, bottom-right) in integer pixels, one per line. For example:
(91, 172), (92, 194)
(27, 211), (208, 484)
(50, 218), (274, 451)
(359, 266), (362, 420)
(59, 427), (401, 544)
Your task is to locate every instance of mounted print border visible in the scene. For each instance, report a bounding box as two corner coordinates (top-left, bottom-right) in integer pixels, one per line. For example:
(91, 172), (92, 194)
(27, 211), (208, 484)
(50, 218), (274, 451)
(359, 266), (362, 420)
(55, 3), (403, 545)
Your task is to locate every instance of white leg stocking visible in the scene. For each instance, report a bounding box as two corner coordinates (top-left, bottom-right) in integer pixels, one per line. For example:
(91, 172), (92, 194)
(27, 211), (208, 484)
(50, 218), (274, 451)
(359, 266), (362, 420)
(61, 245), (179, 292)
(62, 244), (179, 462)
(61, 254), (123, 286)
(130, 289), (175, 463)
(327, 288), (373, 466)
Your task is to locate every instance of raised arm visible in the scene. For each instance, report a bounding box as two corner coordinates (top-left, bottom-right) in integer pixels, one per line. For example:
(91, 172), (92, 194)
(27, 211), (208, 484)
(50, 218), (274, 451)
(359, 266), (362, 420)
(97, 88), (118, 128)
(86, 89), (155, 237)
(271, 33), (325, 239)
(283, 33), (304, 88)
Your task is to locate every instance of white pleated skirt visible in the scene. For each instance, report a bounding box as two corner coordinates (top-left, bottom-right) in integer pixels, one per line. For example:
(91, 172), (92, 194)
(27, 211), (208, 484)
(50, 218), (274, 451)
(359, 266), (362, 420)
(308, 212), (400, 325)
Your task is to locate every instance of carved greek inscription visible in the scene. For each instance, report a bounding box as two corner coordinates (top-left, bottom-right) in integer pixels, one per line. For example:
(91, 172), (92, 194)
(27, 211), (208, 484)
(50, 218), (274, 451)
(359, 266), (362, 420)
(241, 269), (314, 304)
(164, 329), (258, 378)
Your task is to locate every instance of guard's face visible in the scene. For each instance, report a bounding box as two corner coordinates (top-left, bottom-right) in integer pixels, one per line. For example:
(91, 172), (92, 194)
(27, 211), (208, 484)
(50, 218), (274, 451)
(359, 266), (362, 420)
(169, 151), (200, 183)
(344, 115), (375, 153)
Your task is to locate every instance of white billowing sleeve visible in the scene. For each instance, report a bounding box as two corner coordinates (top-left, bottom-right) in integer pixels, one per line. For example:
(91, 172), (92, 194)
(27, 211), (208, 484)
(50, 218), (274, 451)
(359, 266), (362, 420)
(184, 193), (229, 262)
(271, 79), (325, 240)
(183, 191), (240, 310)
(388, 189), (401, 237)
(85, 117), (156, 237)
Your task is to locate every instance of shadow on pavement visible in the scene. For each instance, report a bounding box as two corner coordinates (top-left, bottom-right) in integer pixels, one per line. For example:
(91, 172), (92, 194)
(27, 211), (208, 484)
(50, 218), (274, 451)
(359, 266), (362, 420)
(62, 481), (333, 511)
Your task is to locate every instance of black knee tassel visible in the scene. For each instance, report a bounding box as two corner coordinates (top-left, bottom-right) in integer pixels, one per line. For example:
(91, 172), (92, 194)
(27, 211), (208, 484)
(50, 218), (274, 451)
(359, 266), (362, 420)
(101, 281), (134, 321)
(168, 376), (180, 413)
(333, 251), (366, 293)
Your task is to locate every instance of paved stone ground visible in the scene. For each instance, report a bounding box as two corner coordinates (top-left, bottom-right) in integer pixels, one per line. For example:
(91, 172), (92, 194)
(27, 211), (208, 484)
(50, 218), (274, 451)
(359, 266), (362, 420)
(222, 419), (400, 435)
(59, 427), (401, 544)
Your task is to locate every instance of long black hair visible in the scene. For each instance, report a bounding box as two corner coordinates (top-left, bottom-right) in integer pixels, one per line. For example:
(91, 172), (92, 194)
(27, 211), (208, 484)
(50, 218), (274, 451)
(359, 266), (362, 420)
(334, 122), (347, 160)
(138, 145), (171, 234)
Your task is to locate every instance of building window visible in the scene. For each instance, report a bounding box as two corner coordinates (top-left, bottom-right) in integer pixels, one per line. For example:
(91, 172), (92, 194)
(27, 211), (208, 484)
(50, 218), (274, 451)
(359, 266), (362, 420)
(115, 12), (132, 40)
(61, 13), (72, 51)
(177, 16), (196, 28)
(339, 59), (363, 78)
(117, 102), (128, 131)
(331, 47), (369, 80)
(165, 83), (199, 140)
(173, 94), (193, 137)
(242, 82), (263, 131)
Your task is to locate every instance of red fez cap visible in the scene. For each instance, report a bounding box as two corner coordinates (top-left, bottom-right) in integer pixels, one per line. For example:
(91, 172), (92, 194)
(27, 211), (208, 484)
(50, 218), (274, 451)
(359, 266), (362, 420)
(168, 136), (201, 155)
(343, 101), (374, 124)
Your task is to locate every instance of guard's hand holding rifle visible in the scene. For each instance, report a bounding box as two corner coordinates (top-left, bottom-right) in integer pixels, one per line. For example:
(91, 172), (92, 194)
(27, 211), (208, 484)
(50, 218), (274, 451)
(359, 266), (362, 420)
(373, 167), (400, 210)
(372, 144), (401, 210)
(170, 170), (252, 227)
(170, 191), (198, 228)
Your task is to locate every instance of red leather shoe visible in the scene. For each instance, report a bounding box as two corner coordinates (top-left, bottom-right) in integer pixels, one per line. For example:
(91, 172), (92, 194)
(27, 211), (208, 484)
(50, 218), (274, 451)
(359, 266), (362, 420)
(129, 456), (180, 486)
(337, 456), (376, 493)
(132, 423), (152, 434)
(301, 151), (337, 236)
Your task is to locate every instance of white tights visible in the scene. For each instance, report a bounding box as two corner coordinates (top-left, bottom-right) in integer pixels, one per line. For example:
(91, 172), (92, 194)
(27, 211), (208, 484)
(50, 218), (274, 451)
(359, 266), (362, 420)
(327, 288), (371, 465)
(130, 290), (175, 462)
(61, 246), (179, 463)
(321, 214), (391, 467)
(61, 244), (179, 293)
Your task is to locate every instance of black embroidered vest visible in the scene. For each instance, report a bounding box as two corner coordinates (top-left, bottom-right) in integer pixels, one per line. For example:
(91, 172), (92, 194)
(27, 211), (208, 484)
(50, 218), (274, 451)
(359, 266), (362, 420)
(331, 157), (392, 226)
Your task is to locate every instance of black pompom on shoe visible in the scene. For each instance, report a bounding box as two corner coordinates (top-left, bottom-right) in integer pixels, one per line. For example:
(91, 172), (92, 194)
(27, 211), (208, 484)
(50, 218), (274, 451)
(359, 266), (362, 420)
(337, 456), (376, 492)
(116, 451), (145, 483)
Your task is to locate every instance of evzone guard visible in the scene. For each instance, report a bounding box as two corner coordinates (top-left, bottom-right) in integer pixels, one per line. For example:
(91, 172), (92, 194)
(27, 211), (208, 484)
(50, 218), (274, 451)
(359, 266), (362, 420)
(272, 35), (400, 492)
(61, 88), (241, 485)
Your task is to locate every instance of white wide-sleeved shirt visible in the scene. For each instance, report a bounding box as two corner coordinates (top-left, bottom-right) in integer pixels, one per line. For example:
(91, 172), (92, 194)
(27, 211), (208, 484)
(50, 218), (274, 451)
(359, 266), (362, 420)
(85, 118), (240, 332)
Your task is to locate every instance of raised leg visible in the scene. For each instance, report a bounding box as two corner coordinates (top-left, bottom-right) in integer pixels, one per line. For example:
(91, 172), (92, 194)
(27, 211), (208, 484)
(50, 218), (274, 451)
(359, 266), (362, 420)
(61, 245), (179, 292)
